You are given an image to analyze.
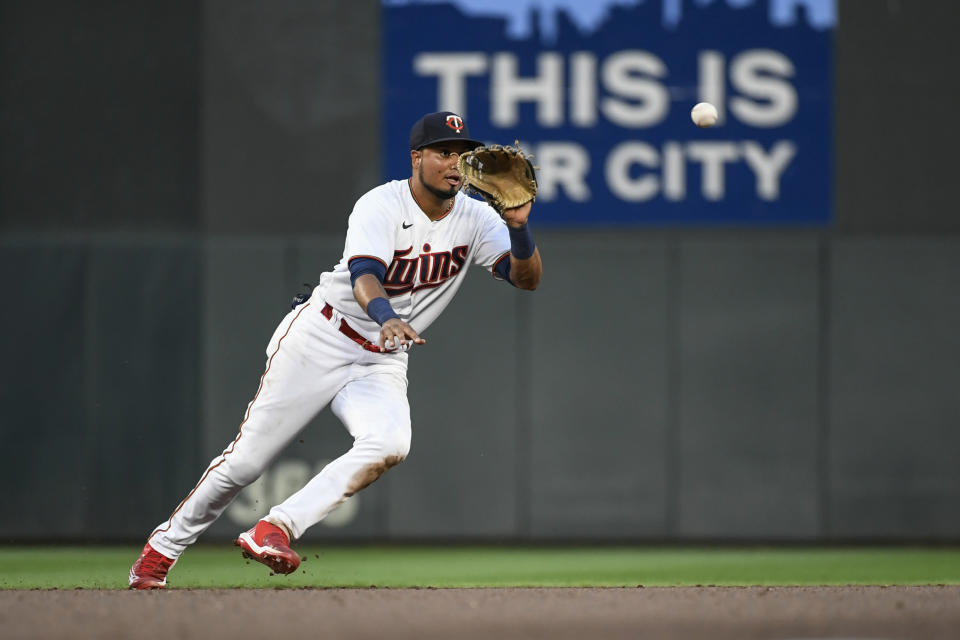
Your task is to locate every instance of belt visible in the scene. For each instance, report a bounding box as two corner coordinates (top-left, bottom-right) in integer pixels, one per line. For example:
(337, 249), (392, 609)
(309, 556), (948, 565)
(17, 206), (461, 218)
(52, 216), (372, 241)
(321, 303), (385, 353)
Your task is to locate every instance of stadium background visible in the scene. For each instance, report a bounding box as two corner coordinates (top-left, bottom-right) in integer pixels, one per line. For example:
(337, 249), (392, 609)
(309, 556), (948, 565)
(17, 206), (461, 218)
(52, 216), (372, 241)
(1, 0), (958, 546)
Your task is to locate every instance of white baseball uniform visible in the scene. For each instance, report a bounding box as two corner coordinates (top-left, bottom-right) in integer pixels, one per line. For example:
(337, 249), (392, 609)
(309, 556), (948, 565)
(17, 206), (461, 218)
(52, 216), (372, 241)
(148, 179), (512, 558)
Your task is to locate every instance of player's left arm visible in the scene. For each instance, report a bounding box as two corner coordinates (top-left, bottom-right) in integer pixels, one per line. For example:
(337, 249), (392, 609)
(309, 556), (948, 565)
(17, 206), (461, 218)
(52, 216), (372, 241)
(500, 201), (542, 290)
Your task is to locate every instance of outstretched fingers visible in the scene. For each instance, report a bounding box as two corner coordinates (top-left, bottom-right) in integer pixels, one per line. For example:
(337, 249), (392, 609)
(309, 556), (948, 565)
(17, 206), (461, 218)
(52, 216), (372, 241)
(379, 318), (426, 351)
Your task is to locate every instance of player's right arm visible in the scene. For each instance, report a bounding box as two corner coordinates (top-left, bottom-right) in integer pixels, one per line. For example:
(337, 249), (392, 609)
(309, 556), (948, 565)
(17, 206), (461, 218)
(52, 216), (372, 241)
(342, 187), (425, 351)
(352, 273), (425, 351)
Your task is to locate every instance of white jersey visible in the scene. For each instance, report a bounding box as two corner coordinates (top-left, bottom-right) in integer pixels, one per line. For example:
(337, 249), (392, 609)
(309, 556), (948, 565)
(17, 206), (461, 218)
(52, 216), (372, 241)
(314, 179), (512, 343)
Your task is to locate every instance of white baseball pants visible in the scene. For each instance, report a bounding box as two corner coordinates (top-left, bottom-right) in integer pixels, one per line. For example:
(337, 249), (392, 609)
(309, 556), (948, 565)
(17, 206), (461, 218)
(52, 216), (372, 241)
(148, 301), (410, 559)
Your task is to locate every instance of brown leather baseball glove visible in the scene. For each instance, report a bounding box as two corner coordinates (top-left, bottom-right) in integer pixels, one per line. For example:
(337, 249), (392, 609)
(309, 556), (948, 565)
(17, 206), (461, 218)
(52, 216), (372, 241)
(457, 143), (537, 216)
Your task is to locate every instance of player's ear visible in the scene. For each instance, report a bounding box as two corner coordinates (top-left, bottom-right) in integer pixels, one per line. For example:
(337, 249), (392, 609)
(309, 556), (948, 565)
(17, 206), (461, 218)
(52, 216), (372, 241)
(410, 150), (421, 169)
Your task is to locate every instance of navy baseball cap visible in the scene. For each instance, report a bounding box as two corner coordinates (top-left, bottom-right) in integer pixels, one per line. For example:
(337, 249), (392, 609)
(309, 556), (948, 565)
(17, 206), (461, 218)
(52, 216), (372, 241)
(409, 111), (483, 150)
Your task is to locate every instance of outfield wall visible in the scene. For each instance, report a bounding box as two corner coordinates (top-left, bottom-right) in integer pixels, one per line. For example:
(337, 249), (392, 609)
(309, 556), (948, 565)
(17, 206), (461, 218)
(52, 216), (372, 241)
(2, 232), (958, 542)
(2, 1), (959, 542)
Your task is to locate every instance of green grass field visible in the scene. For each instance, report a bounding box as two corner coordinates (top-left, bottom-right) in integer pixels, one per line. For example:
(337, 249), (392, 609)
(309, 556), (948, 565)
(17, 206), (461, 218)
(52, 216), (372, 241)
(2, 546), (959, 590)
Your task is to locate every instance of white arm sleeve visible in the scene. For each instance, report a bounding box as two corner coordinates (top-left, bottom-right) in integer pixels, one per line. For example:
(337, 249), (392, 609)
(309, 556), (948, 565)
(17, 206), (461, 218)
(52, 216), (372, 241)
(343, 191), (398, 269)
(470, 205), (512, 276)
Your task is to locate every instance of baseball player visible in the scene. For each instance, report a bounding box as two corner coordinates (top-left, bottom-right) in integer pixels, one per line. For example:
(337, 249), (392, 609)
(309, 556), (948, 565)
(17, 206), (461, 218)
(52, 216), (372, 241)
(129, 111), (542, 588)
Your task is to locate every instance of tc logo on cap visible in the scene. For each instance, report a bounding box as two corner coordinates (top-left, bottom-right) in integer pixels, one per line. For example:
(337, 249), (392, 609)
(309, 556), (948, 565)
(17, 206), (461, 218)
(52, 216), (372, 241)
(445, 115), (464, 132)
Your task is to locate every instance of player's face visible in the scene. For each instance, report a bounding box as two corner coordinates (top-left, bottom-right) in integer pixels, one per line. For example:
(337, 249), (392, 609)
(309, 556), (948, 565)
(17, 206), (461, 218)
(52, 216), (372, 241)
(414, 141), (475, 200)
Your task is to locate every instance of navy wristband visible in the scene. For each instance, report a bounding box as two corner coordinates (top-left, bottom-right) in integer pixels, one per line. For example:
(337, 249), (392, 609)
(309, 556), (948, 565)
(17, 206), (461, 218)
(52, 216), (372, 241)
(366, 297), (399, 326)
(508, 224), (536, 260)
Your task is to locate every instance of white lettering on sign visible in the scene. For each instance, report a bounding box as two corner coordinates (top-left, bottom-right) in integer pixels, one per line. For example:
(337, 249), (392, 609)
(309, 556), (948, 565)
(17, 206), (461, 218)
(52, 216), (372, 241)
(606, 142), (660, 201)
(492, 53), (564, 127)
(729, 49), (797, 127)
(686, 141), (740, 200)
(523, 140), (795, 204)
(600, 50), (670, 127)
(531, 141), (592, 201)
(742, 140), (797, 199)
(698, 50), (726, 125)
(413, 52), (488, 118)
(662, 142), (685, 201)
(413, 49), (798, 130)
(412, 49), (801, 209)
(570, 52), (598, 126)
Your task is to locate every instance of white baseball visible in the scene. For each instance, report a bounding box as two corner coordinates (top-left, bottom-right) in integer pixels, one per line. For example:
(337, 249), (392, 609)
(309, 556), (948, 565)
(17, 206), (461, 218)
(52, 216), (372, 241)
(691, 102), (718, 128)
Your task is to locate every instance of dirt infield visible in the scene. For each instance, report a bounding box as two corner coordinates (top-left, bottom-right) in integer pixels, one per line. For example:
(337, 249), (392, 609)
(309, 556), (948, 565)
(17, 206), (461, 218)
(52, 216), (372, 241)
(2, 586), (958, 639)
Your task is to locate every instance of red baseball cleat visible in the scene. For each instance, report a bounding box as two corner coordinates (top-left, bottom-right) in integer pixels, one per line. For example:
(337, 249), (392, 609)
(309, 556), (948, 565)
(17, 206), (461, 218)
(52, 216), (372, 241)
(236, 520), (300, 575)
(128, 543), (176, 590)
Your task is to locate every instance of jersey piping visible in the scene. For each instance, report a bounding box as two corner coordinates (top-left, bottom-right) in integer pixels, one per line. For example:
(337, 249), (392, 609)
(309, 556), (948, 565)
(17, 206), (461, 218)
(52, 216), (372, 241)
(149, 303), (311, 540)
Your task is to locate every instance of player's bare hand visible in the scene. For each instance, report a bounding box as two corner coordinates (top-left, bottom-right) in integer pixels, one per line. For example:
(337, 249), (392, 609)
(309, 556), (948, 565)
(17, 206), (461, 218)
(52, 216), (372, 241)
(502, 201), (532, 228)
(379, 318), (426, 351)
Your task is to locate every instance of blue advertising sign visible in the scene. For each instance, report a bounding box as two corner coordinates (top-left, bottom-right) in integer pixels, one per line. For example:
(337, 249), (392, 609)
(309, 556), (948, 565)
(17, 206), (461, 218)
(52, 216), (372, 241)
(383, 0), (834, 226)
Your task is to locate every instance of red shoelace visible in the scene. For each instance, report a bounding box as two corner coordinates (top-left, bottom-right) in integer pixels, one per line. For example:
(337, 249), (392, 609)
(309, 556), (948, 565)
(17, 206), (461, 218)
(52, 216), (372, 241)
(138, 547), (174, 576)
